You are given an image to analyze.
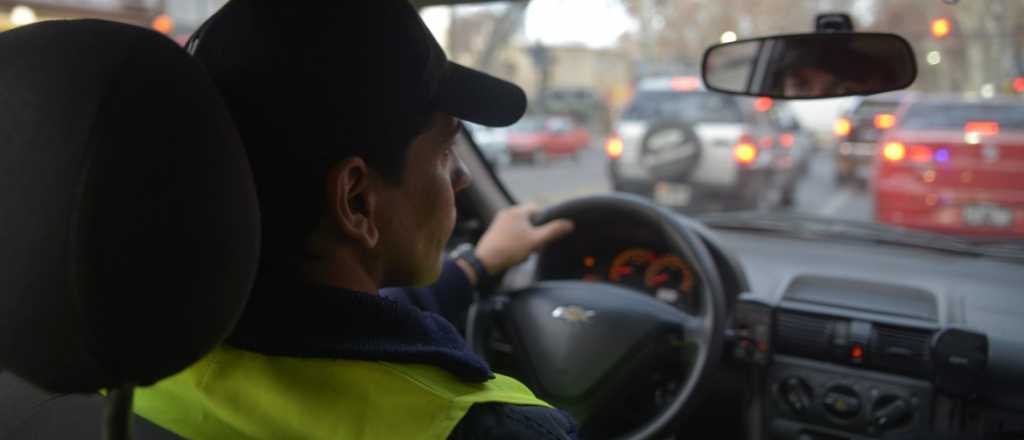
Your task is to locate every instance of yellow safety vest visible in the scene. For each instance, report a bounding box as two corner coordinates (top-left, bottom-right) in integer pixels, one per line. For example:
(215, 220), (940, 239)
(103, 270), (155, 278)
(134, 345), (550, 440)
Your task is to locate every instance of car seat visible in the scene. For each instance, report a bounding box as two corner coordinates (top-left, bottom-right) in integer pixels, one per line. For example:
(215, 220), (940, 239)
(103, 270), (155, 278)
(0, 19), (260, 439)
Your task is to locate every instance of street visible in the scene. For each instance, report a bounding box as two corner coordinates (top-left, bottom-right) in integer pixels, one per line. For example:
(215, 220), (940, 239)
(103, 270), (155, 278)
(494, 146), (874, 223)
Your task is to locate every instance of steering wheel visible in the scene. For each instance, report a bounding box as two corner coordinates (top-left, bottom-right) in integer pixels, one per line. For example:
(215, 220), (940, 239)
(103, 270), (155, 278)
(468, 194), (727, 439)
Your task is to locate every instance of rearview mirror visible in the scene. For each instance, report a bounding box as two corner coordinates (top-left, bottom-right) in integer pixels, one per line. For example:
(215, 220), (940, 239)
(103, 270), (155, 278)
(701, 33), (917, 99)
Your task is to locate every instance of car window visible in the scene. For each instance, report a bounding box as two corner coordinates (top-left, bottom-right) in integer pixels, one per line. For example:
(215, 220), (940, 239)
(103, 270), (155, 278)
(900, 103), (1024, 130)
(622, 91), (743, 123)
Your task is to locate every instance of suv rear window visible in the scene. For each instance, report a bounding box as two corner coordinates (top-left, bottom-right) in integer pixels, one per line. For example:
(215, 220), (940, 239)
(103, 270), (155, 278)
(901, 103), (1024, 130)
(852, 101), (900, 119)
(622, 91), (742, 123)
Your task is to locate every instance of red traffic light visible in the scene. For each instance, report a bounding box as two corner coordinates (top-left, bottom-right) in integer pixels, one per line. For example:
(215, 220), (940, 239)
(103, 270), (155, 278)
(1014, 77), (1024, 94)
(931, 18), (951, 39)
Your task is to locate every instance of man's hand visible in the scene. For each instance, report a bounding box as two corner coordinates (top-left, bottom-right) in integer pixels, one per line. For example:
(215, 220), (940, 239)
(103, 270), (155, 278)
(474, 204), (574, 275)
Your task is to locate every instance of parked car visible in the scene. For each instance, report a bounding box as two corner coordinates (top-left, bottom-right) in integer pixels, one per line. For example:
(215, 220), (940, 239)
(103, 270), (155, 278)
(607, 76), (797, 211)
(506, 114), (591, 164)
(875, 96), (1024, 237)
(833, 91), (907, 186)
(463, 122), (509, 167)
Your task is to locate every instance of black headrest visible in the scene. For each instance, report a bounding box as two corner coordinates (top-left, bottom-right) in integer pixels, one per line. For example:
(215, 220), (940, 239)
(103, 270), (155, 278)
(0, 20), (260, 393)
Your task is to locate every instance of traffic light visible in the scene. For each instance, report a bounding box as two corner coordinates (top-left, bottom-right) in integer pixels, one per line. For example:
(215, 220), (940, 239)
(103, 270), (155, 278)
(931, 18), (951, 39)
(1013, 77), (1024, 94)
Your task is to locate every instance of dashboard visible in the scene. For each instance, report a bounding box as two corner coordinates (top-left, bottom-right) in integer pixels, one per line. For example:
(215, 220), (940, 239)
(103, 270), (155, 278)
(713, 227), (1024, 440)
(515, 215), (1024, 440)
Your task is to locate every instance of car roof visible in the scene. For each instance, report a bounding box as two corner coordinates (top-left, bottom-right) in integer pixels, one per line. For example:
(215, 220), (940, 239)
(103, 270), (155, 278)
(904, 92), (1024, 107)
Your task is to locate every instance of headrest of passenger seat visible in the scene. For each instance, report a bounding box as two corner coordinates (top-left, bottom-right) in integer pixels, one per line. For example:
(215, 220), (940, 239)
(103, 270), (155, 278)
(0, 20), (260, 393)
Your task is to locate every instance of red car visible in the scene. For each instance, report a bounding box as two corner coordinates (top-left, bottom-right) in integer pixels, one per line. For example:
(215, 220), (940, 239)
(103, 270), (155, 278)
(874, 97), (1024, 237)
(506, 115), (591, 164)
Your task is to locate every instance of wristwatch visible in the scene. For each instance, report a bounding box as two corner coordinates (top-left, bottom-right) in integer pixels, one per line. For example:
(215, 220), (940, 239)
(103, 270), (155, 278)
(450, 243), (495, 289)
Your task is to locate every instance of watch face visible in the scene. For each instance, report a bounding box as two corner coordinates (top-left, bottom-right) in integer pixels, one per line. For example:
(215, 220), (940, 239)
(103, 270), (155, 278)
(449, 242), (474, 259)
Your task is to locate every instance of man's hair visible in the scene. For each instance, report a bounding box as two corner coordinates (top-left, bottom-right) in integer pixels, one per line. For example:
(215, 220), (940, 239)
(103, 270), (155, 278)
(224, 88), (434, 283)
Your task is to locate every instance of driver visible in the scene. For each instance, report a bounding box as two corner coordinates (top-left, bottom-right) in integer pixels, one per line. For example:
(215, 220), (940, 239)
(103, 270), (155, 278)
(133, 1), (578, 439)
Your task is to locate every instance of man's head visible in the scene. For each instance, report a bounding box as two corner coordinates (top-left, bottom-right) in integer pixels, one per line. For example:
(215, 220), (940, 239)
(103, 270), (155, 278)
(190, 0), (526, 289)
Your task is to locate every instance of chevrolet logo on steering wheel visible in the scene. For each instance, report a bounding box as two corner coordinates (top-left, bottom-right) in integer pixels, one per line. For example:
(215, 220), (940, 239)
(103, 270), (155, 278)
(551, 305), (596, 323)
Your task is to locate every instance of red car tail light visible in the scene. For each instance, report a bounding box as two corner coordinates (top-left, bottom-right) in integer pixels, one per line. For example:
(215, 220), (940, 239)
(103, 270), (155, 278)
(964, 121), (999, 136)
(834, 118), (851, 137)
(883, 142), (906, 162)
(753, 96), (773, 113)
(908, 145), (933, 163)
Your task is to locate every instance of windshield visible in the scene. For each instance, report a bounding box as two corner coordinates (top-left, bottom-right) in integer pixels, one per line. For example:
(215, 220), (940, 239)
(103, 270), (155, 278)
(417, 0), (1024, 244)
(8, 1), (1019, 244)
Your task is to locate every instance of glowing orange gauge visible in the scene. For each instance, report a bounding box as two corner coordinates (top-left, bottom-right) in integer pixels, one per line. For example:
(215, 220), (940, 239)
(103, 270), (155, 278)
(644, 255), (696, 294)
(608, 248), (656, 287)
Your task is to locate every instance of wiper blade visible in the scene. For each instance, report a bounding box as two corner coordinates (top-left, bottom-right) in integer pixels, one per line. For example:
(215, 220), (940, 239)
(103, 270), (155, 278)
(698, 212), (1024, 261)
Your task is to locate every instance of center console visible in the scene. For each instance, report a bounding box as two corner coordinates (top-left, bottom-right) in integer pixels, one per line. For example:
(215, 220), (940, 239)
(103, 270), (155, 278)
(732, 276), (989, 440)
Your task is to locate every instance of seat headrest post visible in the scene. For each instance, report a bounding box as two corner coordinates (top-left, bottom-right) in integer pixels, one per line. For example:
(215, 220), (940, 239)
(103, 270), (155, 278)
(103, 384), (135, 440)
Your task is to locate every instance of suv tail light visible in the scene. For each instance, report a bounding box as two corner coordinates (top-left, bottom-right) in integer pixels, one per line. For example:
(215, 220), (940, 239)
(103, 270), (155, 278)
(834, 117), (852, 137)
(605, 134), (624, 158)
(874, 113), (896, 129)
(734, 134), (758, 165)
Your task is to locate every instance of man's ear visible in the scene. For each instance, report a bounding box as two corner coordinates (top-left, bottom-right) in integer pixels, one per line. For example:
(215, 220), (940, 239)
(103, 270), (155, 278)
(325, 157), (380, 249)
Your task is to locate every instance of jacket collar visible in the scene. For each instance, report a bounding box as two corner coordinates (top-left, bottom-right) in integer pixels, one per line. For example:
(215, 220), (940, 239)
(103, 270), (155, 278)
(226, 282), (494, 382)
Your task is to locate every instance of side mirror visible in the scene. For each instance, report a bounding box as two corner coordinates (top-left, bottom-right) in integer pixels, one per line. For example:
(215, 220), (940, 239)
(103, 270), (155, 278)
(702, 33), (917, 99)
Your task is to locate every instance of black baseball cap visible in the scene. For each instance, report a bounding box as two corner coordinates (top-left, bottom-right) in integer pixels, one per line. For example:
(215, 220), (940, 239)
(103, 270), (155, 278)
(188, 0), (527, 159)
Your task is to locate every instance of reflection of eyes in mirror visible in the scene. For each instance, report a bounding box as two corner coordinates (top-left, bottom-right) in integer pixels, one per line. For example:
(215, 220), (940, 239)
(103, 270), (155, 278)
(782, 66), (886, 98)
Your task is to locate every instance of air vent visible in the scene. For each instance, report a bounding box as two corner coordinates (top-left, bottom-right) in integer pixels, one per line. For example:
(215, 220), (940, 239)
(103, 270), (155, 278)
(776, 312), (835, 360)
(871, 325), (932, 377)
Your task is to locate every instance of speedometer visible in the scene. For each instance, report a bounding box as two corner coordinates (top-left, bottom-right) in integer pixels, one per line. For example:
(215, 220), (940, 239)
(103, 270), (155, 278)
(608, 248), (655, 290)
(644, 255), (696, 307)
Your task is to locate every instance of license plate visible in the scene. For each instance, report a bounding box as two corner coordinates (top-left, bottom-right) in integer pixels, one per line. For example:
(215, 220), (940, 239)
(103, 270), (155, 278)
(654, 182), (692, 207)
(962, 203), (1014, 228)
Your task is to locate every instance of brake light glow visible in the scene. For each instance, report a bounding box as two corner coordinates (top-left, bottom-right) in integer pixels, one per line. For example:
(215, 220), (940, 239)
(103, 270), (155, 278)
(734, 142), (758, 165)
(780, 133), (795, 148)
(605, 135), (624, 158)
(908, 145), (933, 163)
(964, 121), (999, 136)
(834, 118), (851, 137)
(753, 96), (773, 112)
(883, 142), (906, 162)
(874, 113), (896, 129)
(670, 76), (701, 91)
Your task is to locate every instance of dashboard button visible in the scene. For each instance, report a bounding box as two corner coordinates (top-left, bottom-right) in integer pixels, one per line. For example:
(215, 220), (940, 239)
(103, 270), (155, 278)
(823, 386), (861, 419)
